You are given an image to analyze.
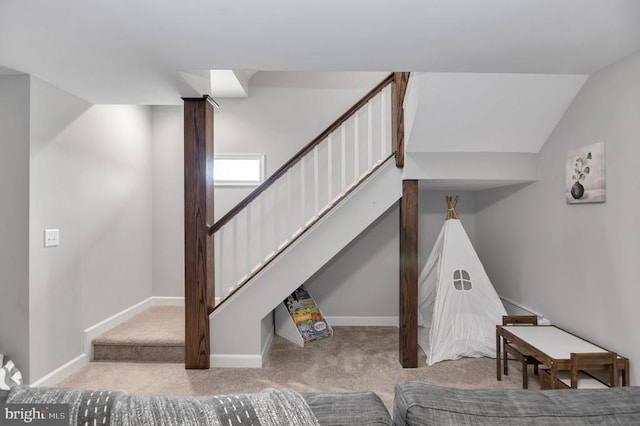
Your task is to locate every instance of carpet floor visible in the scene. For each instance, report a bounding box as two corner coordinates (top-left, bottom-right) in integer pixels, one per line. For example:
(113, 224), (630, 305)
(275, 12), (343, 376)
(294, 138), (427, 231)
(57, 326), (538, 412)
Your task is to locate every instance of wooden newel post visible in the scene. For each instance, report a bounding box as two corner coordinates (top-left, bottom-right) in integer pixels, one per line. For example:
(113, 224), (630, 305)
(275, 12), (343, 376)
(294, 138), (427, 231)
(392, 72), (409, 168)
(394, 71), (416, 368)
(183, 95), (218, 369)
(399, 179), (418, 368)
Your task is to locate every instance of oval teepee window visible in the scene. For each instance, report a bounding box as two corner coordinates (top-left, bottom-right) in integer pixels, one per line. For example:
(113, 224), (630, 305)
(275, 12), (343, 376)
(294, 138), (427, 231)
(453, 269), (472, 291)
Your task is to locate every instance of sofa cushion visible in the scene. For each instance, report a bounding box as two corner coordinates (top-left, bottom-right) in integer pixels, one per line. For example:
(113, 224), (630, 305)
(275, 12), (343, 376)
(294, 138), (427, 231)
(394, 382), (640, 426)
(7, 387), (321, 426)
(303, 392), (392, 426)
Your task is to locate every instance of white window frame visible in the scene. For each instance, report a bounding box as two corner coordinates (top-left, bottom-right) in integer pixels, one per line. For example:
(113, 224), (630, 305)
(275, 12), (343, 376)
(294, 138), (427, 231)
(214, 154), (265, 187)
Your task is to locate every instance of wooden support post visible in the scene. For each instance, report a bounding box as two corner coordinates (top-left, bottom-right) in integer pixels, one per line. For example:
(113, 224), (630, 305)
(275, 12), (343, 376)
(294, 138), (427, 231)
(399, 179), (418, 368)
(392, 72), (410, 168)
(183, 95), (217, 369)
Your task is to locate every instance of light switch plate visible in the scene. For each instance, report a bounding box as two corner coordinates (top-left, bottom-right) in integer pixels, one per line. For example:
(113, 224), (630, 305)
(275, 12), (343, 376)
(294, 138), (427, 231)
(44, 229), (60, 247)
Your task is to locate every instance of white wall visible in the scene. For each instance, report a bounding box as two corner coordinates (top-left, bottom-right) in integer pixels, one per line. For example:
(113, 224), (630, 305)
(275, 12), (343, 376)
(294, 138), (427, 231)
(151, 106), (184, 297)
(305, 190), (476, 321)
(304, 205), (399, 323)
(213, 71), (389, 219)
(28, 78), (153, 381)
(0, 75), (31, 380)
(475, 50), (640, 384)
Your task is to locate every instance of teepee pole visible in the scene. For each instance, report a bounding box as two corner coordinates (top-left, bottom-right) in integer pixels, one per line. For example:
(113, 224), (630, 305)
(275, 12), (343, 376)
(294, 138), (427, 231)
(445, 195), (459, 220)
(399, 180), (418, 368)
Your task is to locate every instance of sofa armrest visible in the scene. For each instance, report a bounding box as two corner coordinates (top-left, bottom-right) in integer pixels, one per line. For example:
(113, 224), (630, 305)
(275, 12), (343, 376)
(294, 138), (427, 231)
(394, 382), (640, 426)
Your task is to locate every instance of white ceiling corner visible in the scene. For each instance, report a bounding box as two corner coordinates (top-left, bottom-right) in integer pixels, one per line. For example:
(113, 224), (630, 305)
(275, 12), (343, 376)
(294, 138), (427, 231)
(180, 69), (252, 98)
(210, 70), (249, 98)
(243, 70), (258, 80)
(178, 70), (211, 96)
(405, 72), (588, 153)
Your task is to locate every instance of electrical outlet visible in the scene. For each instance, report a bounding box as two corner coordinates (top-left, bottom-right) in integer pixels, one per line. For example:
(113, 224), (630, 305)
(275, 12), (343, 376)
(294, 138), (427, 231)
(44, 229), (60, 247)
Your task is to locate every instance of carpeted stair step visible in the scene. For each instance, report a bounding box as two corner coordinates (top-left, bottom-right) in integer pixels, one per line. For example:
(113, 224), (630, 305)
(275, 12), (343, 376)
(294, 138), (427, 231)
(92, 306), (184, 363)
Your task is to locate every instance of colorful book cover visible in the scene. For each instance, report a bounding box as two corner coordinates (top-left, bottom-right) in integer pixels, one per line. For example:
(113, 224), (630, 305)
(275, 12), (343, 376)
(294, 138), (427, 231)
(282, 285), (332, 343)
(292, 287), (311, 301)
(309, 307), (322, 322)
(311, 319), (331, 339)
(292, 309), (311, 323)
(296, 320), (315, 341)
(301, 298), (316, 309)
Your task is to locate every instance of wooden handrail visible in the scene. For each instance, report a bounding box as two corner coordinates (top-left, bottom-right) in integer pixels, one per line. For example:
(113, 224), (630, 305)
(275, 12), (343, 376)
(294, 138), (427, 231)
(208, 73), (395, 235)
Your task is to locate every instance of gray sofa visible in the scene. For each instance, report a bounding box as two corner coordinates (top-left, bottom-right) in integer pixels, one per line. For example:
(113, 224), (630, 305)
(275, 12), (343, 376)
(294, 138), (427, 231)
(4, 383), (640, 425)
(393, 382), (640, 425)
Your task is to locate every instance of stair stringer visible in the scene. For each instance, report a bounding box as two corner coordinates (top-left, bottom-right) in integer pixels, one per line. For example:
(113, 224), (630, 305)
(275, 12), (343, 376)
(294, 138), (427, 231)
(209, 159), (403, 367)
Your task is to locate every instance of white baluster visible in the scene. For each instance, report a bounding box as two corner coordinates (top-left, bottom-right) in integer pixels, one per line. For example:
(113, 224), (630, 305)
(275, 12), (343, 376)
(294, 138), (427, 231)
(328, 135), (333, 202)
(387, 86), (392, 156)
(301, 158), (306, 228)
(246, 204), (252, 274)
(232, 216), (238, 292)
(354, 113), (360, 180)
(287, 169), (293, 239)
(260, 193), (265, 267)
(313, 145), (319, 217)
(368, 100), (373, 170)
(273, 183), (279, 254)
(380, 88), (387, 161)
(216, 228), (224, 304)
(341, 123), (346, 194)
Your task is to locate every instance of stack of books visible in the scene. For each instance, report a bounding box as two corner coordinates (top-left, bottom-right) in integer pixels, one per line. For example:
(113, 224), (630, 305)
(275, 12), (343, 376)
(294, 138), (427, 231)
(284, 286), (332, 343)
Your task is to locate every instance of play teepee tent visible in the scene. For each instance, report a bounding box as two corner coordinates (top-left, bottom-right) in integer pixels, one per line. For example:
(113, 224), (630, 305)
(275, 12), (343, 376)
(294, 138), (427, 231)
(418, 196), (507, 365)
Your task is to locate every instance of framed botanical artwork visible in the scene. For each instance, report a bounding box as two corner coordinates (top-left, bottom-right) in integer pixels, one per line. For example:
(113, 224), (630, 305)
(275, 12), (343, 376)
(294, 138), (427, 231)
(565, 142), (605, 204)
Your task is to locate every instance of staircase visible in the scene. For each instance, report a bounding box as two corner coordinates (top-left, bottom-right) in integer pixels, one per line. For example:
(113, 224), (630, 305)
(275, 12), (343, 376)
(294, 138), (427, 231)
(182, 73), (410, 368)
(92, 306), (184, 363)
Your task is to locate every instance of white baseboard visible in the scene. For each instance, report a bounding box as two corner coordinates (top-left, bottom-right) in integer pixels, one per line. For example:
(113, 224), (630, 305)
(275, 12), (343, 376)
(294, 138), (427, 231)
(209, 330), (272, 369)
(30, 296), (186, 386)
(30, 354), (88, 388)
(325, 316), (399, 327)
(210, 354), (263, 368)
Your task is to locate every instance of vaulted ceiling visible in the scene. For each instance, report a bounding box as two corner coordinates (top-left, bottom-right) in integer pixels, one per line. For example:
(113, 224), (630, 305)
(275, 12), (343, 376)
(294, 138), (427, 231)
(1, 0), (639, 104)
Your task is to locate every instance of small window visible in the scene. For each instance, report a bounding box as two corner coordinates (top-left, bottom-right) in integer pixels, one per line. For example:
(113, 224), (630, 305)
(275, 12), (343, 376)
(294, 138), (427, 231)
(453, 269), (472, 291)
(214, 154), (265, 186)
